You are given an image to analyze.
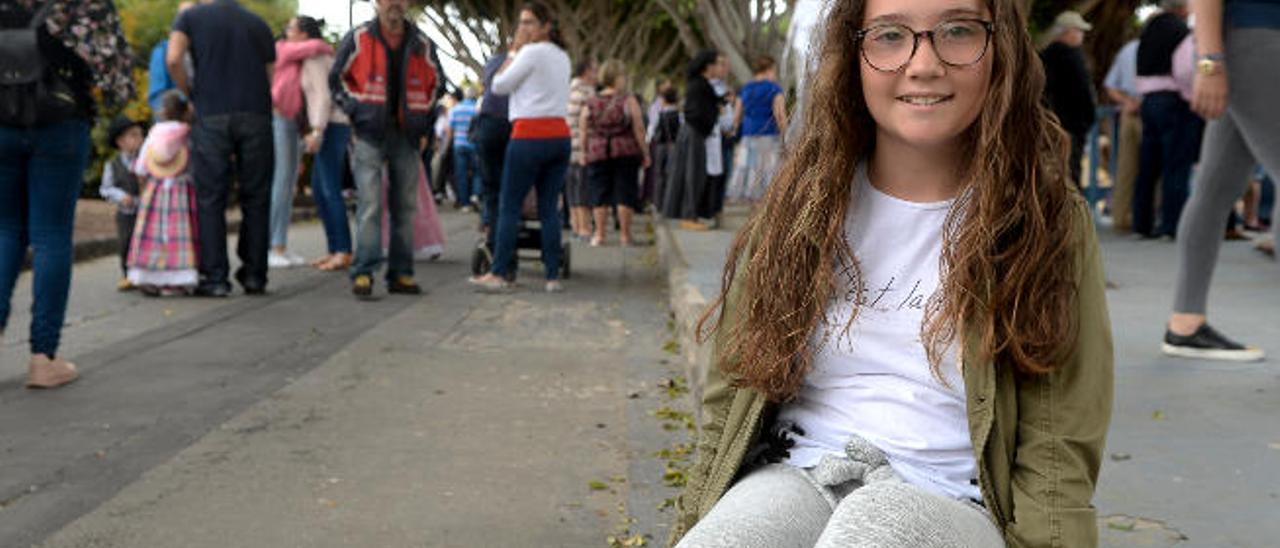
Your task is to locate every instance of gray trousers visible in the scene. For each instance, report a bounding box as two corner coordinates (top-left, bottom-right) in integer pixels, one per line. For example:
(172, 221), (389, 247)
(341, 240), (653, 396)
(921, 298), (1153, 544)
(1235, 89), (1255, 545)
(1174, 28), (1280, 314)
(675, 436), (1003, 548)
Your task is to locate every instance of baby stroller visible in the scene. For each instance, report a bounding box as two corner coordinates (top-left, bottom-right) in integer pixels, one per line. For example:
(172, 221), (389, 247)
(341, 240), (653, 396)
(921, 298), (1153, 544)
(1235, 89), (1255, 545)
(470, 188), (571, 279)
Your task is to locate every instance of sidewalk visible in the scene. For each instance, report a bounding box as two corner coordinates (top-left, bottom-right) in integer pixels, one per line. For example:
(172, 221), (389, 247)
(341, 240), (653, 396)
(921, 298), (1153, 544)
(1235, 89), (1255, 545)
(9, 213), (688, 548)
(65, 199), (317, 268)
(656, 206), (1280, 547)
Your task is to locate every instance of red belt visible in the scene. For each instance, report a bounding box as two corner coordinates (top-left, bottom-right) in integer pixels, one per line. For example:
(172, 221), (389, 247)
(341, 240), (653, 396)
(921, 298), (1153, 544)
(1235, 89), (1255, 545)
(511, 117), (570, 139)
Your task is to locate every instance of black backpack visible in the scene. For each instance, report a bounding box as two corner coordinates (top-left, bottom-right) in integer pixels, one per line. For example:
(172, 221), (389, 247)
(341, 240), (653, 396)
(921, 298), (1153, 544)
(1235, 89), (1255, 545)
(0, 1), (79, 127)
(653, 110), (681, 144)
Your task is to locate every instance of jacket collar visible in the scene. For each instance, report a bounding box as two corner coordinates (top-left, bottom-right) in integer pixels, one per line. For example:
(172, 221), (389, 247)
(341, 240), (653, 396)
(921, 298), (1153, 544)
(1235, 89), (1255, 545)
(365, 17), (421, 48)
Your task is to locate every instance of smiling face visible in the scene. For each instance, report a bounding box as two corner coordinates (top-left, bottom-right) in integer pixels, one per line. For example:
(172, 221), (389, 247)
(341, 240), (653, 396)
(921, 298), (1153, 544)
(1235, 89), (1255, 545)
(860, 0), (993, 153)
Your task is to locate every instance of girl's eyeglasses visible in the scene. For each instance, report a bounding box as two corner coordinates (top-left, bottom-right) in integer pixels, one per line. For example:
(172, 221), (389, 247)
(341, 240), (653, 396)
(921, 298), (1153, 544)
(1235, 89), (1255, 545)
(856, 19), (995, 72)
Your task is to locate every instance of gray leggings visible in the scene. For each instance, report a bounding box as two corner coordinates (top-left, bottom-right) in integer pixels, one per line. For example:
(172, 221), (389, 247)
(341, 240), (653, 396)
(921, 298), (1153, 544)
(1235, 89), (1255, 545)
(1174, 27), (1280, 314)
(675, 436), (1002, 548)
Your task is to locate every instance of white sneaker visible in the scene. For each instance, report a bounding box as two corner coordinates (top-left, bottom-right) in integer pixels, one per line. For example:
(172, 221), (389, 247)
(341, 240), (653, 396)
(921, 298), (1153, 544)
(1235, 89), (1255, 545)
(267, 252), (292, 269)
(545, 280), (564, 293)
(285, 251), (307, 266)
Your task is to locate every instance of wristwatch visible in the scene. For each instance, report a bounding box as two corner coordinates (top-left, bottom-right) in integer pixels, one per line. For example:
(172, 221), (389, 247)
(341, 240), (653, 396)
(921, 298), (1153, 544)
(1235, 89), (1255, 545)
(1197, 53), (1225, 76)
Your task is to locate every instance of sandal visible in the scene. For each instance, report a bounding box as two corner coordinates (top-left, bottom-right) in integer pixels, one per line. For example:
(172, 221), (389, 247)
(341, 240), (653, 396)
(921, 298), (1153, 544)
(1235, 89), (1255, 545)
(469, 274), (514, 293)
(318, 253), (352, 271)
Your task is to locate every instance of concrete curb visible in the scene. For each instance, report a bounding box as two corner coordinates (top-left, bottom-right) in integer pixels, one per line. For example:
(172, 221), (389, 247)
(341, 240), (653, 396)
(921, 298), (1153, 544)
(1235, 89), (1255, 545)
(655, 218), (714, 423)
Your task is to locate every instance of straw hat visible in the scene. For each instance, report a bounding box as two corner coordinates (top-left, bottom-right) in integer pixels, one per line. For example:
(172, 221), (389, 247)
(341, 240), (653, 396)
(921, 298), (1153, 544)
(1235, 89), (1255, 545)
(142, 123), (190, 178)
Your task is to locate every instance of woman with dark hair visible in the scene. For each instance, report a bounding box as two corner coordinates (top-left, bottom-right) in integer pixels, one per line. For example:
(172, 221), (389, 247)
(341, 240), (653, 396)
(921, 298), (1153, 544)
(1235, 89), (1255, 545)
(468, 1), (572, 293)
(662, 50), (730, 230)
(0, 0), (134, 388)
(647, 82), (681, 212)
(294, 16), (358, 272)
(669, 0), (1112, 545)
(269, 15), (339, 268)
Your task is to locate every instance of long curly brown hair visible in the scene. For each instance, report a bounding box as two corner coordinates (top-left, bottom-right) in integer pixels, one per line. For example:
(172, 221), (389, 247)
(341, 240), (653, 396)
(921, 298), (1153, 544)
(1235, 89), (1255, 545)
(700, 0), (1081, 402)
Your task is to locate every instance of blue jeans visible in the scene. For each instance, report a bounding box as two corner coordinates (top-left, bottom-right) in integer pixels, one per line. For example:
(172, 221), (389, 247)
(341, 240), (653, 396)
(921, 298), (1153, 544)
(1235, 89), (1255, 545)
(491, 137), (570, 280)
(350, 133), (419, 280)
(270, 114), (301, 249)
(311, 124), (353, 254)
(452, 144), (482, 208)
(471, 114), (510, 246)
(1133, 92), (1205, 237)
(0, 120), (90, 356)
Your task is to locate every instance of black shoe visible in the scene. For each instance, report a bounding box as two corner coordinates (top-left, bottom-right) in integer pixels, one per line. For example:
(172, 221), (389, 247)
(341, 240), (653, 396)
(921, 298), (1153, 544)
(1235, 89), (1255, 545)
(234, 269), (267, 296)
(1162, 324), (1265, 362)
(352, 274), (374, 298)
(387, 275), (423, 295)
(193, 284), (231, 298)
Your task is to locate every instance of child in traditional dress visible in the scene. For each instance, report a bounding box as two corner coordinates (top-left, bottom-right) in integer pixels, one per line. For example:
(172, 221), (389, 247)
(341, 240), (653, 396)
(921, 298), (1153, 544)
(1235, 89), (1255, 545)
(127, 91), (199, 296)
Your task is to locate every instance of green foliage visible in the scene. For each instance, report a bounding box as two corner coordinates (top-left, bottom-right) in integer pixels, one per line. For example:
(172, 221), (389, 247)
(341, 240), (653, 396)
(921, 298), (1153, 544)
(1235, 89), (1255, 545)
(117, 0), (298, 54)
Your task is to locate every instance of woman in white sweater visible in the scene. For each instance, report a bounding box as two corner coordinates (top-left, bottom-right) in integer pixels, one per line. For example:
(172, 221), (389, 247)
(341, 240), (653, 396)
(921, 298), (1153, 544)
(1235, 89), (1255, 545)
(468, 1), (572, 293)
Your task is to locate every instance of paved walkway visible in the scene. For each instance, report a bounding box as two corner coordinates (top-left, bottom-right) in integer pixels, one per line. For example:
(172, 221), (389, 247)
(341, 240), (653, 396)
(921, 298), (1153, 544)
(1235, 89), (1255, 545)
(658, 206), (1280, 548)
(3, 212), (688, 547)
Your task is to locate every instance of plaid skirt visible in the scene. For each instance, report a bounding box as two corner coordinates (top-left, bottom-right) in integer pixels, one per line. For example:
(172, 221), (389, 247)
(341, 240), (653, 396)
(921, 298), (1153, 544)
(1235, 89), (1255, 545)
(127, 175), (199, 287)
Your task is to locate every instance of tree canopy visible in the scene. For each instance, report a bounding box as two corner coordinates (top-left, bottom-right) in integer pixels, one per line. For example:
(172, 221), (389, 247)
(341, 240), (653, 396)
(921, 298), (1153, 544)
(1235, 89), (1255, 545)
(117, 0), (297, 56)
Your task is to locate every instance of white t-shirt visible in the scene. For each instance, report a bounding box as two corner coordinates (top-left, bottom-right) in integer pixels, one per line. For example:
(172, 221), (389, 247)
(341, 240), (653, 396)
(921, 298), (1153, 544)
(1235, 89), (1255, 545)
(778, 165), (981, 502)
(491, 42), (570, 121)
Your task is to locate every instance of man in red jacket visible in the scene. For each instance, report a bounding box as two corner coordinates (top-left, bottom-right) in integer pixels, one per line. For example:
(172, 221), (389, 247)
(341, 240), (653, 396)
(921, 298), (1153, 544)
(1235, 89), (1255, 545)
(331, 0), (446, 299)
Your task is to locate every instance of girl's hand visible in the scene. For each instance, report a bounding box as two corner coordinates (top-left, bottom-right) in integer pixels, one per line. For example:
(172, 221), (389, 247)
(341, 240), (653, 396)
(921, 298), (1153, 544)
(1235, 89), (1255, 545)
(1191, 69), (1229, 120)
(642, 152), (652, 169)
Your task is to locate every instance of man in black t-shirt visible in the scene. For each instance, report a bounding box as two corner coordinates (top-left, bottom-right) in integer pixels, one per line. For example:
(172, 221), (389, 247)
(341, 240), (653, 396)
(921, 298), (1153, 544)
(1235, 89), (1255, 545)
(1039, 11), (1097, 189)
(168, 0), (276, 297)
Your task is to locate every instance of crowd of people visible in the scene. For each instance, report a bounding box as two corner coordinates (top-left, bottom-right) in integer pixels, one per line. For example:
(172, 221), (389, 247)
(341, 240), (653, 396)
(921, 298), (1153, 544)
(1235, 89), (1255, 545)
(0, 0), (796, 389)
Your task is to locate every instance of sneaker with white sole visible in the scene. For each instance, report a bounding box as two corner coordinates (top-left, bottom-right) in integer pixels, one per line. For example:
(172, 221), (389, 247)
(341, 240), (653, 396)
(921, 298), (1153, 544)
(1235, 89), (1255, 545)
(285, 251), (307, 266)
(1162, 324), (1265, 362)
(545, 280), (564, 293)
(267, 252), (293, 269)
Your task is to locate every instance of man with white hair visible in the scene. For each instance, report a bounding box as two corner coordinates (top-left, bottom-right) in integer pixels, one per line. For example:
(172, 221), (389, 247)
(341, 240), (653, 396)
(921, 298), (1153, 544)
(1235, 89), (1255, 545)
(1040, 11), (1098, 189)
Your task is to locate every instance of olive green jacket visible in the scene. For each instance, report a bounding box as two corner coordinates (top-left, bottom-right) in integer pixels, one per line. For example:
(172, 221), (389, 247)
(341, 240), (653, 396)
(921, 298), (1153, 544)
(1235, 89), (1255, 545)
(668, 201), (1114, 548)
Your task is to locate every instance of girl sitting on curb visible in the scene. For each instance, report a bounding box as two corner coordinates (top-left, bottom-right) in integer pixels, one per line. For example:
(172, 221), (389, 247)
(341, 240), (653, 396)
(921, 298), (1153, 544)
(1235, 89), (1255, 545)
(669, 0), (1113, 546)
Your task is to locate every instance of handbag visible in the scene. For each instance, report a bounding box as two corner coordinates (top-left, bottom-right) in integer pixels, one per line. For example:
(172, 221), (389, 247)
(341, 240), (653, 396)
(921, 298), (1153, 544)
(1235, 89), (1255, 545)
(0, 1), (79, 128)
